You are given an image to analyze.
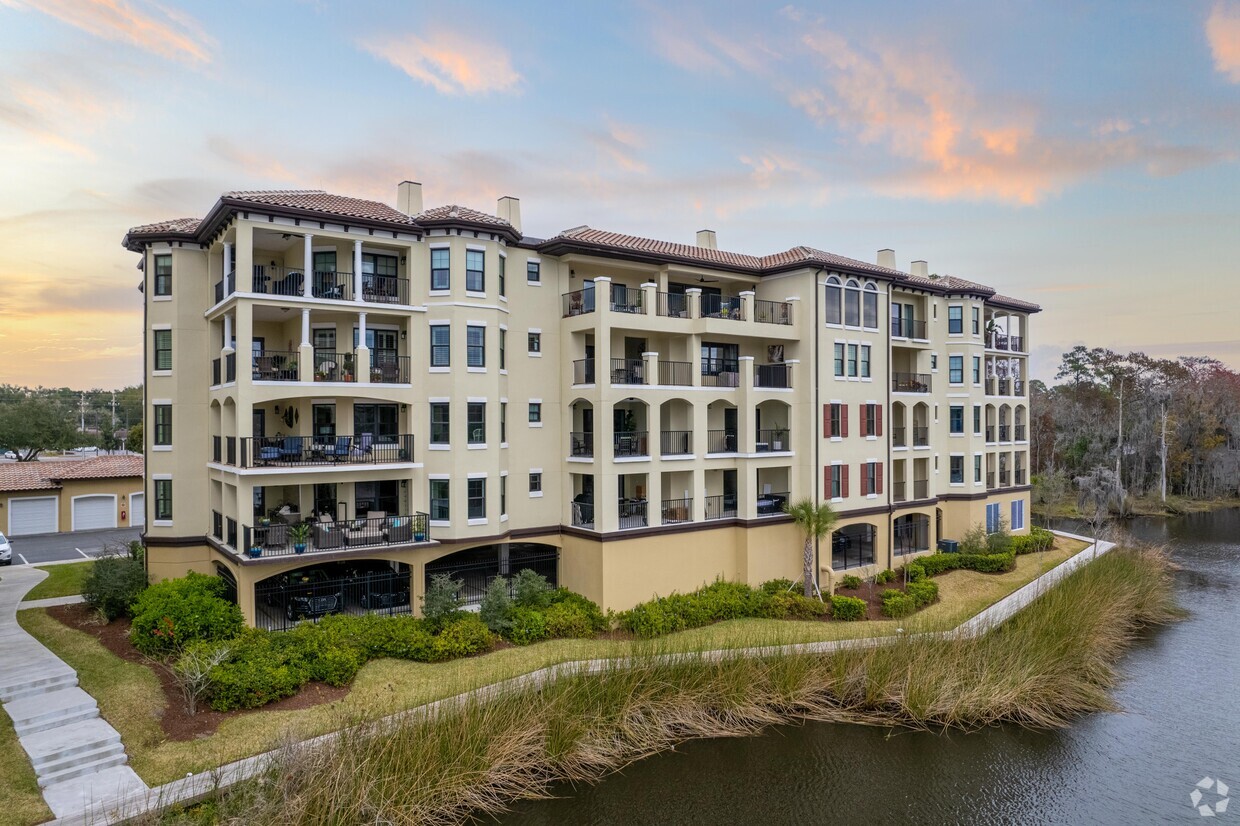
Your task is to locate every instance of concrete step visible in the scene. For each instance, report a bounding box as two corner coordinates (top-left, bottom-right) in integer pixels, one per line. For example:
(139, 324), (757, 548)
(38, 747), (129, 788)
(6, 686), (98, 736)
(41, 764), (149, 821)
(0, 669), (77, 701)
(21, 718), (122, 770)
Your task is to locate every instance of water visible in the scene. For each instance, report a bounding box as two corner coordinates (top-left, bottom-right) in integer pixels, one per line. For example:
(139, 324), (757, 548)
(503, 511), (1240, 825)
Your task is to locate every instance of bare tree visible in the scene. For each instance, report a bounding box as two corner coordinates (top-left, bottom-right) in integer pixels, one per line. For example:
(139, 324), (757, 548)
(171, 644), (231, 715)
(1076, 466), (1124, 557)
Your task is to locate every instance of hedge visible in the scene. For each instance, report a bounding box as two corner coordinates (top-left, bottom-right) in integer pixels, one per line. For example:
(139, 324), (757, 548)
(880, 590), (917, 618)
(910, 550), (1017, 578)
(129, 573), (244, 657)
(1012, 528), (1055, 555)
(617, 579), (830, 638)
(830, 595), (867, 621)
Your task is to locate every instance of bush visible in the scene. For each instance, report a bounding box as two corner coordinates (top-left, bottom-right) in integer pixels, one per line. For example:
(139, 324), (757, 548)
(905, 562), (926, 582)
(840, 574), (862, 590)
(965, 551), (1016, 573)
(767, 591), (829, 620)
(881, 591), (917, 618)
(512, 569), (554, 609)
(959, 523), (989, 555)
(129, 573), (243, 657)
(506, 607), (550, 646)
(313, 613), (435, 661)
(430, 615), (492, 660)
(830, 595), (867, 621)
(760, 578), (796, 595)
(205, 629), (307, 711)
(907, 551), (1016, 578)
(543, 601), (599, 638)
(82, 555), (147, 620)
(875, 569), (895, 585)
(906, 579), (939, 607)
(421, 573), (463, 632)
(987, 516), (1012, 553)
(479, 576), (514, 634)
(544, 590), (608, 635)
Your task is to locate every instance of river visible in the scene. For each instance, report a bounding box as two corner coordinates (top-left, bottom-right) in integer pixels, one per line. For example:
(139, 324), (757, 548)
(503, 511), (1240, 825)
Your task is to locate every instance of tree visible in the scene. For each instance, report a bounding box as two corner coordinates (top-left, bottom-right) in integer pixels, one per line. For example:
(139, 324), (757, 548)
(0, 396), (80, 460)
(1032, 469), (1070, 525)
(784, 499), (837, 598)
(126, 421), (143, 454)
(1076, 466), (1124, 557)
(171, 642), (231, 715)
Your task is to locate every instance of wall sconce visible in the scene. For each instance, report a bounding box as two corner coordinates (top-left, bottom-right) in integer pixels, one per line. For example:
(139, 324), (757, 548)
(400, 255), (407, 264)
(400, 330), (407, 340)
(400, 404), (408, 411)
(274, 405), (281, 414)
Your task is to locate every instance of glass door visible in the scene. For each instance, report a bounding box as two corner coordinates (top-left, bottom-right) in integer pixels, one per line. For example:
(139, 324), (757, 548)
(354, 403), (398, 443)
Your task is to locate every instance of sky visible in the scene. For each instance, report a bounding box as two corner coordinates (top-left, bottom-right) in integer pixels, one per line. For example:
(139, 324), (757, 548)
(1, 0), (1238, 390)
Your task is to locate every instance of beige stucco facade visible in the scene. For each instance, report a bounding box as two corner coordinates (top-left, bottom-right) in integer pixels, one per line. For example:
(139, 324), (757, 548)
(3, 474), (144, 536)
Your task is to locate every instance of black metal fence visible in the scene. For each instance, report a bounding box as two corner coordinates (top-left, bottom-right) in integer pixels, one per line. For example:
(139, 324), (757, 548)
(658, 360), (692, 386)
(755, 363), (792, 388)
(425, 550), (559, 607)
(252, 350), (300, 382)
(707, 429), (738, 453)
(754, 299), (792, 325)
(661, 498), (692, 523)
(240, 434), (414, 467)
(833, 526), (876, 569)
(255, 563), (413, 632)
(892, 372), (930, 392)
(610, 358), (646, 384)
(657, 292), (688, 318)
(704, 494), (738, 520)
(660, 430), (692, 455)
(613, 431), (648, 457)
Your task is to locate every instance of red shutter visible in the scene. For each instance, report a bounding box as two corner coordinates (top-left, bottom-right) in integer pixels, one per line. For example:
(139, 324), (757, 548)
(876, 405), (884, 437)
(842, 464), (850, 498)
(860, 405), (868, 437)
(824, 466), (831, 496)
(823, 404), (832, 438)
(841, 404), (849, 437)
(876, 462), (884, 495)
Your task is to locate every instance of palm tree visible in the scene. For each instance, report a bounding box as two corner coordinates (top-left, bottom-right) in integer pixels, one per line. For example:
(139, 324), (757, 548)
(784, 498), (838, 599)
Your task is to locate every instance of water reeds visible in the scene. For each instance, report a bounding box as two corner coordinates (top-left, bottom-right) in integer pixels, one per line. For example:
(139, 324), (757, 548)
(157, 545), (1181, 826)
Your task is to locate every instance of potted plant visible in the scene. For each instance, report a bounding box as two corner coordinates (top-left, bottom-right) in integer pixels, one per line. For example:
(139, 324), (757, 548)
(289, 522), (311, 554)
(771, 426), (787, 451)
(315, 370), (326, 381)
(247, 544), (262, 559)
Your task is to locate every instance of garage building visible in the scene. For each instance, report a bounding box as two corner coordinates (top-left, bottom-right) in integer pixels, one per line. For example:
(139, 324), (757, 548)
(1, 456), (144, 537)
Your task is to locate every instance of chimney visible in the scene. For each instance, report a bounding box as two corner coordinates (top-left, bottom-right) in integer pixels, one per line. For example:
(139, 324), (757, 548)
(877, 249), (896, 269)
(696, 229), (718, 250)
(397, 181), (423, 215)
(910, 260), (929, 278)
(496, 196), (522, 233)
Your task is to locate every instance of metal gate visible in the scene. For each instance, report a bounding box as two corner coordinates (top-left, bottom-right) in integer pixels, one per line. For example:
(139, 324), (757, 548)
(254, 562), (412, 631)
(425, 546), (559, 606)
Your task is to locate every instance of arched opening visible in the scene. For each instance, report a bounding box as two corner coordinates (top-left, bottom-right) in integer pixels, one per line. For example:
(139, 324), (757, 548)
(659, 399), (693, 456)
(999, 404), (1012, 442)
(254, 559), (412, 631)
(706, 400), (738, 453)
(832, 523), (877, 570)
(755, 399), (791, 452)
(1014, 405), (1027, 442)
(425, 543), (559, 607)
(894, 513), (930, 556)
(613, 398), (649, 457)
(912, 402), (930, 447)
(892, 401), (908, 447)
(569, 399), (594, 457)
(825, 276), (842, 325)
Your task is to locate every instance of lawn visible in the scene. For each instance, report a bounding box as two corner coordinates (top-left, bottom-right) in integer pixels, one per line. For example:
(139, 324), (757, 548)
(24, 561), (94, 601)
(16, 538), (1088, 790)
(0, 707), (52, 826)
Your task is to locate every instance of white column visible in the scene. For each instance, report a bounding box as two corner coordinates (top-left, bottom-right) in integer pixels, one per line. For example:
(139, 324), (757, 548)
(301, 309), (310, 346)
(298, 309), (313, 382)
(353, 240), (363, 302)
(358, 311), (367, 344)
(223, 313), (234, 351)
(303, 234), (313, 298)
(222, 242), (233, 295)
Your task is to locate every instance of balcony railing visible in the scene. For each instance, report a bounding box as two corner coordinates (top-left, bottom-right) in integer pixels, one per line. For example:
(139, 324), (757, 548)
(240, 513), (430, 557)
(313, 351), (358, 382)
(986, 425), (996, 442)
(893, 481), (907, 502)
(252, 350), (300, 382)
(660, 430), (692, 456)
(370, 354), (411, 384)
(988, 333), (1025, 352)
(1013, 379), (1025, 395)
(212, 357), (221, 386)
(701, 295), (744, 320)
(914, 479), (928, 499)
(999, 424), (1011, 442)
(569, 431), (593, 458)
(212, 510), (223, 540)
(754, 299), (793, 325)
(253, 265), (311, 298)
(661, 498), (692, 524)
(225, 436), (236, 465)
(987, 472), (996, 490)
(572, 358), (595, 385)
(658, 360), (692, 386)
(755, 429), (791, 452)
(212, 436), (222, 463)
(657, 292), (689, 318)
(562, 287), (596, 317)
(989, 332), (1010, 350)
(610, 285), (644, 314)
(571, 500), (595, 528)
(701, 358), (740, 387)
(755, 363), (792, 389)
(1016, 469), (1027, 485)
(1010, 336), (1025, 352)
(892, 372), (931, 393)
(913, 426), (929, 447)
(707, 430), (738, 453)
(892, 426), (907, 447)
(613, 431), (649, 457)
(225, 353), (236, 383)
(618, 499), (648, 530)
(226, 517), (238, 549)
(1015, 424), (1027, 441)
(893, 318), (927, 339)
(610, 358), (647, 385)
(756, 491), (788, 515)
(704, 494), (738, 520)
(998, 379), (1011, 396)
(239, 434), (414, 468)
(999, 470), (1011, 487)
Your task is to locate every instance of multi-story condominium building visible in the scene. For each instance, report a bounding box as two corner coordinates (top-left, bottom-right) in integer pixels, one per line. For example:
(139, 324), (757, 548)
(124, 183), (1037, 628)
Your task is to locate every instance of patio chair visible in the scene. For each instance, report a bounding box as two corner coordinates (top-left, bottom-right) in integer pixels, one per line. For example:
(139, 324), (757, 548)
(385, 516), (412, 543)
(279, 436), (302, 462)
(313, 514), (345, 549)
(352, 432), (374, 458)
(258, 438), (282, 463)
(324, 435), (351, 461)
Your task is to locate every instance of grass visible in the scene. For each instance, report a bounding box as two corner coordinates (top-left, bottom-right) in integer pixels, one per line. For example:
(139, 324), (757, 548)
(150, 544), (1181, 826)
(0, 708), (50, 826)
(19, 538), (1086, 790)
(24, 561), (94, 601)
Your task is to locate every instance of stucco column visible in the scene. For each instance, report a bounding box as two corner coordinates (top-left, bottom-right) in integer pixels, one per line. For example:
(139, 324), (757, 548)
(738, 356), (756, 453)
(222, 313), (234, 353)
(299, 309), (313, 382)
(643, 350), (659, 388)
(690, 401), (708, 521)
(303, 233), (313, 298)
(640, 281), (657, 317)
(235, 223), (253, 292)
(686, 286), (702, 320)
(737, 461), (758, 521)
(785, 295), (800, 329)
(356, 311), (370, 383)
(222, 241), (233, 296)
(353, 240), (363, 303)
(234, 302), (253, 396)
(739, 289), (755, 324)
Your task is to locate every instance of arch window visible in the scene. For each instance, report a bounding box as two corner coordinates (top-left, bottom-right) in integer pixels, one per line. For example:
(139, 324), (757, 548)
(825, 277), (842, 325)
(863, 283), (878, 329)
(844, 279), (861, 326)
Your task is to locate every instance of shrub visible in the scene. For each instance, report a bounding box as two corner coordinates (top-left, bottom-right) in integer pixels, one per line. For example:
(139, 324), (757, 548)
(430, 615), (492, 660)
(512, 569), (553, 609)
(875, 569), (895, 585)
(205, 629), (307, 711)
(906, 579), (939, 607)
(906, 562), (926, 582)
(82, 555), (147, 620)
(313, 613), (435, 661)
(964, 551), (1016, 573)
(986, 516), (1012, 553)
(479, 576), (514, 634)
(544, 601), (600, 638)
(959, 523), (989, 555)
(544, 589), (608, 634)
(830, 595), (867, 621)
(129, 573), (243, 657)
(760, 578), (796, 595)
(506, 607), (549, 646)
(421, 573), (463, 632)
(840, 574), (863, 590)
(881, 591), (917, 618)
(767, 591), (829, 620)
(1030, 527), (1055, 551)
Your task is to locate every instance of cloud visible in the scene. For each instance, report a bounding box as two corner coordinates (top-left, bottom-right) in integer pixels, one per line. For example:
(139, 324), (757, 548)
(0, 54), (126, 157)
(583, 116), (649, 174)
(1, 0), (213, 65)
(1206, 2), (1240, 82)
(361, 29), (520, 95)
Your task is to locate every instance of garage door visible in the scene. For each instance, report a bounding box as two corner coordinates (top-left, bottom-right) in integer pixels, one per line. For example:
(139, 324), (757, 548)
(8, 497), (58, 536)
(129, 493), (145, 528)
(72, 495), (117, 531)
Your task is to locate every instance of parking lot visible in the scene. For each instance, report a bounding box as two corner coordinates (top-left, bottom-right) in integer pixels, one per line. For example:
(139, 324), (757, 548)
(7, 527), (143, 565)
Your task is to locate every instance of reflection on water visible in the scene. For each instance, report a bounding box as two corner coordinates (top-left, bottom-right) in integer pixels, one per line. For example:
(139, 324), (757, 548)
(503, 511), (1240, 825)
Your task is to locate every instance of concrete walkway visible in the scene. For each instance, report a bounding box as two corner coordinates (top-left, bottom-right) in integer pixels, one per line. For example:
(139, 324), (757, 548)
(0, 567), (147, 822)
(19, 595), (86, 611)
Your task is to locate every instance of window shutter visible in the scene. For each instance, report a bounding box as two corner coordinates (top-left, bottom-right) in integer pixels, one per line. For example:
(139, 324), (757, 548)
(860, 406), (868, 437)
(876, 405), (883, 437)
(841, 404), (849, 437)
(842, 464), (850, 497)
(876, 462), (884, 495)
(823, 404), (832, 438)
(824, 465), (831, 495)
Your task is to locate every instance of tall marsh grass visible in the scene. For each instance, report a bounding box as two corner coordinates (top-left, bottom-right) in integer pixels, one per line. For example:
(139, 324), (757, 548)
(157, 546), (1181, 826)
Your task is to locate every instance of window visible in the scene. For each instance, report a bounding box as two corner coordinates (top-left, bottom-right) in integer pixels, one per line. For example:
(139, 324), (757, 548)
(860, 345), (871, 378)
(528, 332), (541, 354)
(153, 254), (172, 296)
(973, 405), (982, 435)
(154, 479), (173, 520)
(949, 406), (964, 434)
(863, 461), (880, 495)
(974, 454), (983, 483)
(528, 402), (542, 423)
(846, 344), (858, 377)
(863, 403), (877, 436)
(500, 475), (507, 516)
(1011, 499), (1026, 530)
(948, 305), (963, 334)
(154, 404), (172, 446)
(430, 403), (450, 445)
(844, 279), (861, 326)
(529, 472), (542, 493)
(468, 478), (486, 519)
(500, 402), (507, 443)
(430, 479), (450, 521)
(527, 260), (541, 283)
(430, 325), (450, 366)
(467, 403), (486, 444)
(862, 284), (878, 328)
(950, 455), (964, 484)
(827, 403), (843, 438)
(930, 353), (938, 371)
(498, 255), (506, 297)
(986, 502), (1002, 533)
(825, 277), (842, 325)
(466, 249), (484, 292)
(467, 325), (485, 368)
(827, 464), (845, 499)
(153, 329), (172, 371)
(971, 306), (980, 335)
(973, 356), (982, 384)
(499, 328), (506, 370)
(949, 355), (964, 384)
(833, 343), (845, 377)
(431, 248), (450, 290)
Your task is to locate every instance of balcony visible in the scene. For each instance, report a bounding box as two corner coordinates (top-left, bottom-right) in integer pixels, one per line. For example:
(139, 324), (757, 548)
(701, 294), (744, 321)
(892, 372), (931, 393)
(756, 491), (788, 515)
(755, 429), (791, 452)
(893, 481), (907, 502)
(658, 360), (692, 386)
(986, 426), (996, 443)
(892, 427), (907, 448)
(755, 363), (792, 389)
(999, 470), (1011, 487)
(370, 355), (411, 384)
(704, 494), (738, 520)
(660, 430), (692, 456)
(1015, 469), (1027, 485)
(572, 358), (596, 385)
(701, 359), (740, 387)
(754, 299), (793, 325)
(313, 351), (358, 382)
(613, 431), (649, 458)
(225, 353), (236, 383)
(987, 472), (996, 490)
(609, 284), (644, 314)
(610, 358), (647, 385)
(661, 498), (692, 524)
(250, 265), (410, 305)
(912, 426), (929, 447)
(570, 499), (595, 528)
(914, 479), (928, 499)
(999, 424), (1011, 442)
(892, 318), (927, 339)
(657, 292), (689, 319)
(252, 350), (300, 382)
(236, 434), (415, 469)
(988, 333), (1025, 352)
(238, 513), (430, 559)
(569, 431), (593, 458)
(618, 499), (648, 529)
(214, 272), (236, 304)
(562, 287), (596, 317)
(212, 357), (221, 386)
(707, 430), (738, 453)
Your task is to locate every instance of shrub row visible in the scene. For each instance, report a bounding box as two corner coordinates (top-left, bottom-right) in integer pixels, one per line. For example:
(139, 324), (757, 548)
(616, 579), (830, 638)
(478, 571), (609, 645)
(906, 550), (1017, 579)
(129, 573), (243, 657)
(1011, 527), (1055, 555)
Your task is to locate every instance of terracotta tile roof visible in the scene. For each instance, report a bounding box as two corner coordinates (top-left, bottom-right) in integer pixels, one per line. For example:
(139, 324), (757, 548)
(125, 217), (202, 236)
(0, 464), (60, 493)
(990, 293), (1042, 312)
(759, 245), (909, 278)
(47, 455), (144, 481)
(902, 274), (996, 296)
(414, 204), (513, 227)
(223, 190), (418, 225)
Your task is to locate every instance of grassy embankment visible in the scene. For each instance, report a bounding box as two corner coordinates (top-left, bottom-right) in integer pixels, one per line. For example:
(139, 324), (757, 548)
(1035, 494), (1240, 521)
(149, 544), (1181, 826)
(24, 561), (94, 601)
(0, 710), (50, 826)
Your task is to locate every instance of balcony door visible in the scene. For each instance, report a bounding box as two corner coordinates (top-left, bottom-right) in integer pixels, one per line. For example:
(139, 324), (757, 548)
(354, 403), (398, 444)
(355, 480), (399, 517)
(312, 404), (335, 441)
(355, 328), (399, 366)
(314, 483), (338, 519)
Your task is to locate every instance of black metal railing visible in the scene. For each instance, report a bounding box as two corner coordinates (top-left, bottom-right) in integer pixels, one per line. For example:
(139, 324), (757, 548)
(253, 265), (309, 298)
(313, 351), (358, 382)
(212, 510), (223, 540)
(569, 431), (593, 457)
(1013, 379), (1025, 395)
(212, 357), (221, 386)
(833, 528), (877, 569)
(572, 358), (595, 385)
(754, 299), (792, 325)
(618, 499), (648, 529)
(756, 491), (788, 515)
(660, 430), (692, 456)
(610, 284), (644, 314)
(893, 318), (927, 339)
(893, 481), (907, 502)
(701, 358), (739, 387)
(914, 479), (928, 499)
(1009, 336), (1024, 352)
(913, 426), (929, 447)
(571, 500), (595, 528)
(998, 379), (1011, 396)
(610, 358), (646, 384)
(704, 494), (738, 520)
(657, 292), (689, 318)
(658, 360), (692, 386)
(892, 372), (931, 392)
(254, 566), (415, 632)
(370, 354), (410, 384)
(362, 274), (409, 305)
(226, 517), (238, 549)
(986, 425), (996, 442)
(252, 350), (300, 382)
(755, 363), (791, 388)
(892, 426), (907, 447)
(999, 424), (1011, 442)
(1016, 469), (1027, 485)
(225, 352), (236, 383)
(241, 434), (414, 468)
(225, 436), (236, 465)
(989, 332), (1009, 350)
(661, 498), (692, 524)
(1015, 424), (1027, 441)
(999, 470), (1011, 487)
(243, 514), (430, 559)
(562, 287), (596, 317)
(212, 436), (222, 463)
(613, 431), (649, 457)
(707, 430), (738, 453)
(701, 294), (744, 320)
(987, 472), (996, 490)
(755, 429), (791, 452)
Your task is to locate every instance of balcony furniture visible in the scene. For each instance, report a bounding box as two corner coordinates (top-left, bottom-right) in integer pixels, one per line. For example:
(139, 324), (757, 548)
(313, 514), (345, 550)
(273, 270), (304, 296)
(756, 494), (785, 515)
(572, 496), (595, 528)
(570, 432), (593, 457)
(352, 433), (374, 458)
(325, 436), (351, 461)
(256, 523), (288, 551)
(386, 517), (412, 543)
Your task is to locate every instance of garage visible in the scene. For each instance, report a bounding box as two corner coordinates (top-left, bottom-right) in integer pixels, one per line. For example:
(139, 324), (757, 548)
(72, 494), (118, 531)
(129, 492), (145, 528)
(8, 497), (58, 536)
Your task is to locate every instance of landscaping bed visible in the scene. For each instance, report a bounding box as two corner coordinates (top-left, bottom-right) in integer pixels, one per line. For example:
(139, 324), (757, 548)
(25, 560), (94, 601)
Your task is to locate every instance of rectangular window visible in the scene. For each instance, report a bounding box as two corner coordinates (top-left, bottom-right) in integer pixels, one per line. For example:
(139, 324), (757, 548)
(986, 502), (1002, 533)
(864, 403), (877, 436)
(825, 281), (842, 325)
(430, 325), (450, 366)
(950, 456), (964, 484)
(527, 260), (540, 283)
(930, 353), (938, 371)
(846, 344), (858, 377)
(527, 332), (541, 353)
(154, 479), (173, 520)
(949, 355), (964, 384)
(971, 306), (980, 335)
(948, 305), (963, 334)
(153, 254), (172, 296)
(972, 356), (982, 384)
(529, 472), (542, 493)
(830, 403), (842, 437)
(949, 406), (964, 434)
(500, 475), (507, 516)
(431, 248), (450, 291)
(844, 287), (860, 326)
(1011, 499), (1025, 530)
(468, 478), (486, 519)
(860, 345), (871, 378)
(864, 462), (877, 495)
(467, 325), (485, 368)
(498, 255), (506, 297)
(862, 288), (878, 329)
(500, 402), (507, 443)
(467, 402), (486, 444)
(153, 329), (172, 371)
(466, 249), (485, 292)
(430, 479), (450, 521)
(974, 454), (983, 483)
(499, 328), (506, 370)
(430, 403), (450, 445)
(830, 465), (842, 499)
(528, 402), (542, 423)
(973, 405), (982, 435)
(154, 404), (172, 446)
(833, 343), (845, 377)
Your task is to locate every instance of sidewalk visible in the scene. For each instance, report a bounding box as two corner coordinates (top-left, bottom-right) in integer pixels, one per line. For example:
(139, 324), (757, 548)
(0, 567), (147, 822)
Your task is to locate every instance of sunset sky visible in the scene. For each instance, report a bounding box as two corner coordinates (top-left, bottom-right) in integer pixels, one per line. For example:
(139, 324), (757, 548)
(1, 0), (1237, 389)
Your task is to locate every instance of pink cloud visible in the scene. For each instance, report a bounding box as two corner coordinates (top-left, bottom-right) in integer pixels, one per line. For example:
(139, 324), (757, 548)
(1206, 1), (1240, 82)
(1, 0), (213, 65)
(362, 29), (521, 95)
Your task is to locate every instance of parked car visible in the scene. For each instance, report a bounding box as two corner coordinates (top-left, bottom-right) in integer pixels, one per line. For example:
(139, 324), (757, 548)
(0, 532), (11, 566)
(262, 568), (344, 621)
(346, 561), (410, 610)
(2, 450), (19, 459)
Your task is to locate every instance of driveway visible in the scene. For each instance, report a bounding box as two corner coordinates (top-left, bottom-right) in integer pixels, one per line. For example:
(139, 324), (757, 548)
(9, 528), (143, 565)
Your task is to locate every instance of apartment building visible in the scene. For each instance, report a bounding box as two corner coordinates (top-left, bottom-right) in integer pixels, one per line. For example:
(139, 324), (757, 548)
(124, 183), (1036, 628)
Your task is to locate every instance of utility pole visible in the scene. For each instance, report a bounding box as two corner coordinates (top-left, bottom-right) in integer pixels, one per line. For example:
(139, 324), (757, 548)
(79, 392), (86, 433)
(110, 392), (118, 453)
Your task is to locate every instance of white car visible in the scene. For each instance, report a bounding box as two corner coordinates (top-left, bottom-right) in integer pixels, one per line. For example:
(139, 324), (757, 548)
(0, 532), (11, 566)
(2, 451), (16, 460)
